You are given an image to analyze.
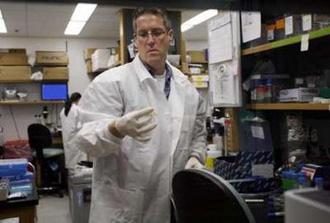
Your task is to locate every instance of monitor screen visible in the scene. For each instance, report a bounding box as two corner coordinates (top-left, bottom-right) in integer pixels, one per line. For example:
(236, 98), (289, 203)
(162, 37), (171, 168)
(41, 83), (68, 100)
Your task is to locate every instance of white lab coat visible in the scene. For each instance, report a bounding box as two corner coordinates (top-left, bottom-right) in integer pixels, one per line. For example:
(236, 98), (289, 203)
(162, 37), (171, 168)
(74, 56), (206, 223)
(60, 104), (87, 169)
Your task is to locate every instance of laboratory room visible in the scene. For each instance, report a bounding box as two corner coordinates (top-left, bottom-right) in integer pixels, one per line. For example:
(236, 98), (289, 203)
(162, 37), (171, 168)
(0, 0), (329, 223)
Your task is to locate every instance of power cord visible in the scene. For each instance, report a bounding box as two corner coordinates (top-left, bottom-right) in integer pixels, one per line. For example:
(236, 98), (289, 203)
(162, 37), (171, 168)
(9, 106), (21, 139)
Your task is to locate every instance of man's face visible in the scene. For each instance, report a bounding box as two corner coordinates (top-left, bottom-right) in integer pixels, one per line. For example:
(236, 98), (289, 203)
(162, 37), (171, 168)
(134, 13), (173, 67)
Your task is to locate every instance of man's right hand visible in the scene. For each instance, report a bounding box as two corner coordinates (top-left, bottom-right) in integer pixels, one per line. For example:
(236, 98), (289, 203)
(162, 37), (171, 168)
(109, 107), (157, 142)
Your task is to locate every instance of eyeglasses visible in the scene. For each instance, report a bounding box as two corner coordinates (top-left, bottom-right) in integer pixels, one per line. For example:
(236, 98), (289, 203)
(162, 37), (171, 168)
(136, 29), (166, 39)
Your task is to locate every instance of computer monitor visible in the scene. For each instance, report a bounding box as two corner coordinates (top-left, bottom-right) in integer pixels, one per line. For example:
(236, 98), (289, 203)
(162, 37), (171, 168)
(41, 83), (68, 101)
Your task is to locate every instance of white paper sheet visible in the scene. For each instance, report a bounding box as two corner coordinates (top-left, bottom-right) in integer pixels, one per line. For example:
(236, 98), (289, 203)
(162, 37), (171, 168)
(302, 14), (312, 31)
(251, 125), (265, 139)
(208, 11), (242, 107)
(252, 164), (274, 178)
(285, 16), (293, 35)
(301, 33), (309, 52)
(210, 63), (236, 105)
(241, 11), (261, 43)
(0, 218), (19, 223)
(208, 14), (233, 64)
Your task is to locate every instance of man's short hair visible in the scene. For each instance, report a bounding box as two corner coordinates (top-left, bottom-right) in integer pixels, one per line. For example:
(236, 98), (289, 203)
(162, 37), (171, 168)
(132, 7), (171, 32)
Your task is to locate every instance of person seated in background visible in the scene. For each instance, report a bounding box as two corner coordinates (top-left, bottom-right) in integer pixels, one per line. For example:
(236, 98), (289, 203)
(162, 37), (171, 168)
(60, 92), (87, 171)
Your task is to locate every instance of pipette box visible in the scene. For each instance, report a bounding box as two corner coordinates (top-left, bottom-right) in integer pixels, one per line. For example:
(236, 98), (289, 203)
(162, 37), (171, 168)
(0, 158), (28, 177)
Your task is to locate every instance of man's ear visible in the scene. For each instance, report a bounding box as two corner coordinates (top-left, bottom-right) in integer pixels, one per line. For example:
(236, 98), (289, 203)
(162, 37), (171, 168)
(168, 29), (174, 45)
(133, 34), (138, 48)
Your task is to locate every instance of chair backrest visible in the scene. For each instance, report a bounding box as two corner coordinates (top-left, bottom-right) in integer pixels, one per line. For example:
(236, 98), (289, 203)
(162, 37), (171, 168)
(27, 123), (52, 159)
(172, 169), (256, 223)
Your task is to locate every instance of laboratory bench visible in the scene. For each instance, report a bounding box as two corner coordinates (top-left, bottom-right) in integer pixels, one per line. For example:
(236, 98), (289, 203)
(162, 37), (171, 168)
(0, 184), (39, 223)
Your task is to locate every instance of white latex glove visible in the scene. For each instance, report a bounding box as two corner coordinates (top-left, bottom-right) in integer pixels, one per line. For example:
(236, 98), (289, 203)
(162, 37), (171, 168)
(184, 157), (204, 169)
(114, 107), (157, 142)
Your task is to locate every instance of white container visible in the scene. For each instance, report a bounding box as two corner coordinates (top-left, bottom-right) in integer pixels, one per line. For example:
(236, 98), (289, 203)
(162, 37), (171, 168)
(91, 49), (111, 72)
(205, 150), (222, 171)
(279, 87), (318, 102)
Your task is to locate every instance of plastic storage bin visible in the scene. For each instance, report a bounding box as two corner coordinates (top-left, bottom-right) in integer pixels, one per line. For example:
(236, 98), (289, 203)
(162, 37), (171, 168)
(0, 158), (28, 177)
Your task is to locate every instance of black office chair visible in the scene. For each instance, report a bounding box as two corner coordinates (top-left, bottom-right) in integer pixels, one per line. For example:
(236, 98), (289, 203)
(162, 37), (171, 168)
(172, 168), (256, 223)
(27, 123), (64, 196)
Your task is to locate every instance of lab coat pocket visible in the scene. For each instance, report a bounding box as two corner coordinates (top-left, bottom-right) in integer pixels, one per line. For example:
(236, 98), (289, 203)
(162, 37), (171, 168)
(92, 185), (144, 223)
(177, 115), (194, 149)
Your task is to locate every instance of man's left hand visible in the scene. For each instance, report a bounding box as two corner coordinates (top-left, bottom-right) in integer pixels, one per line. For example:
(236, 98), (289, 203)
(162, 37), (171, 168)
(184, 157), (204, 169)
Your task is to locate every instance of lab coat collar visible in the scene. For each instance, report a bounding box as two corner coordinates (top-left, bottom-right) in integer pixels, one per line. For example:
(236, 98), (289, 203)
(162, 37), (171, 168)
(132, 54), (186, 86)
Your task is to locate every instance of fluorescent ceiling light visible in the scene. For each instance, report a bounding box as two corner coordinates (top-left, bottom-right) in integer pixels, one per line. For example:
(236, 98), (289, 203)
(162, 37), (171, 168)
(181, 9), (218, 32)
(64, 3), (97, 35)
(0, 9), (7, 33)
(64, 21), (86, 35)
(70, 3), (97, 22)
(0, 19), (7, 33)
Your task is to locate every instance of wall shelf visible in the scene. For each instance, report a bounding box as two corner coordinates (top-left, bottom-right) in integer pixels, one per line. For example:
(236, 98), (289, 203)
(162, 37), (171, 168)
(0, 79), (68, 83)
(242, 27), (330, 56)
(0, 100), (64, 105)
(246, 103), (330, 111)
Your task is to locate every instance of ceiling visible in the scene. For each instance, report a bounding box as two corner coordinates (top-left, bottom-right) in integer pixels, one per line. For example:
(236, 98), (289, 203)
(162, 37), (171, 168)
(0, 1), (208, 41)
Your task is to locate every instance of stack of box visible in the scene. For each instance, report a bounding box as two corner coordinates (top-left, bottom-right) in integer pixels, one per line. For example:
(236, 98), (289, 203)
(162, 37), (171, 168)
(0, 48), (31, 82)
(91, 49), (111, 73)
(84, 48), (120, 74)
(0, 158), (34, 195)
(35, 51), (69, 81)
(186, 50), (209, 89)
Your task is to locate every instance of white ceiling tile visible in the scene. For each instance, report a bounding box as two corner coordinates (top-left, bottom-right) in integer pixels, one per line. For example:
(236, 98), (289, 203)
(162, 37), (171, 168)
(0, 2), (206, 40)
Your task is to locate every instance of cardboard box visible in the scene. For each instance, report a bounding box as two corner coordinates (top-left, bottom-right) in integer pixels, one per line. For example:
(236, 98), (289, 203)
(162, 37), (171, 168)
(36, 51), (68, 66)
(0, 53), (28, 65)
(86, 60), (92, 73)
(43, 67), (69, 80)
(187, 50), (207, 63)
(193, 81), (208, 89)
(0, 66), (31, 81)
(84, 48), (97, 60)
(279, 88), (319, 102)
(0, 48), (27, 54)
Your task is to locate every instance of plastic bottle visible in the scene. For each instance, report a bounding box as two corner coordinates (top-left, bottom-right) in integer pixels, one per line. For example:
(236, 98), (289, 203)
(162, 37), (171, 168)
(298, 176), (308, 188)
(250, 79), (257, 103)
(213, 133), (223, 154)
(264, 78), (273, 103)
(255, 79), (266, 103)
(314, 177), (324, 190)
(205, 149), (222, 172)
(281, 171), (289, 190)
(282, 171), (298, 190)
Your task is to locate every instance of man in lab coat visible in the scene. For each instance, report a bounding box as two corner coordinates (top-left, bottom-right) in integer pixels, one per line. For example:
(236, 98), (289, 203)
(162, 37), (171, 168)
(74, 7), (206, 223)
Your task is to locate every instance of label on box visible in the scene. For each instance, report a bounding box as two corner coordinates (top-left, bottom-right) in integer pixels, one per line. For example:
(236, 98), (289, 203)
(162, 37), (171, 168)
(285, 16), (293, 35)
(36, 51), (68, 65)
(193, 81), (208, 88)
(267, 29), (274, 41)
(191, 75), (209, 82)
(251, 125), (264, 139)
(252, 164), (274, 178)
